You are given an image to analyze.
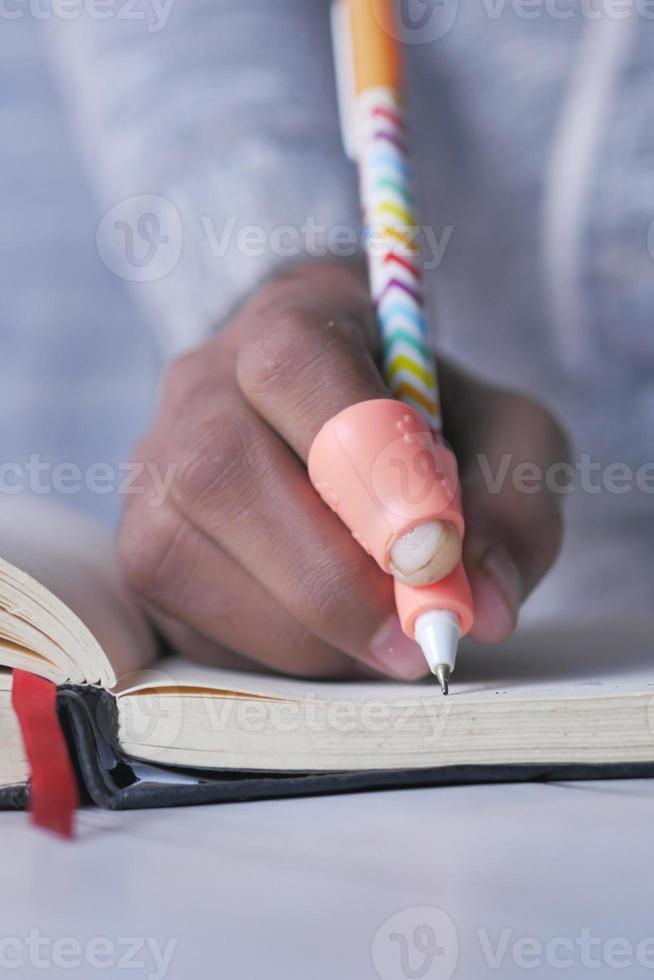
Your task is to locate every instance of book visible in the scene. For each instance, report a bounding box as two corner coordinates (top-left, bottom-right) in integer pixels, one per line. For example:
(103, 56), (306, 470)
(2, 499), (654, 815)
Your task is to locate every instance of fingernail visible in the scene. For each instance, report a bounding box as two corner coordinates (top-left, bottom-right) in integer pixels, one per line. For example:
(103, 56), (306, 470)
(481, 545), (523, 623)
(390, 521), (444, 576)
(369, 615), (429, 680)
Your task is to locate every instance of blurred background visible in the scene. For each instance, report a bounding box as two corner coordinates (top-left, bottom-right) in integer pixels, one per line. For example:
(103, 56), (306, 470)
(1, 2), (652, 632)
(0, 14), (160, 527)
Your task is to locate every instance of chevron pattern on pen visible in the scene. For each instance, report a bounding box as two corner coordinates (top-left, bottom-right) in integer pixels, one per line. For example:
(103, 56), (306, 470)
(357, 87), (442, 433)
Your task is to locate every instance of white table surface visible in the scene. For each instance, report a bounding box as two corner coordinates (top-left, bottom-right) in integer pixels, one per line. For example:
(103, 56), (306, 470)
(3, 779), (654, 979)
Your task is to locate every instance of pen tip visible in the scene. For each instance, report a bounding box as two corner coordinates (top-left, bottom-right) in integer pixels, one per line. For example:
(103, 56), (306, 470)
(435, 664), (450, 696)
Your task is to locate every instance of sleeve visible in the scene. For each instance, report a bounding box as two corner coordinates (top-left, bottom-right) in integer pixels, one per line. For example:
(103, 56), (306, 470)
(45, 0), (360, 358)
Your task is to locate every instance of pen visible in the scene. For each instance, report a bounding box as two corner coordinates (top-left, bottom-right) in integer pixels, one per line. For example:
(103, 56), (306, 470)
(309, 0), (474, 692)
(337, 0), (440, 427)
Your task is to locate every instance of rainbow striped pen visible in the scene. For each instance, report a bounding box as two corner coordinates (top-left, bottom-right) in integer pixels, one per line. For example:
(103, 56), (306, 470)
(329, 0), (473, 691)
(332, 0), (442, 433)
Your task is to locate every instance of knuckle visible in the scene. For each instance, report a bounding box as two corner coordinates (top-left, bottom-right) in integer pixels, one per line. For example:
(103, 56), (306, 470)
(238, 304), (368, 406)
(172, 403), (262, 517)
(117, 503), (179, 607)
(294, 551), (371, 642)
(237, 305), (319, 399)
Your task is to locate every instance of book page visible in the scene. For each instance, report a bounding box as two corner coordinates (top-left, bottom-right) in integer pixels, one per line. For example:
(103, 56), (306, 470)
(0, 670), (29, 787)
(0, 499), (156, 685)
(116, 616), (654, 704)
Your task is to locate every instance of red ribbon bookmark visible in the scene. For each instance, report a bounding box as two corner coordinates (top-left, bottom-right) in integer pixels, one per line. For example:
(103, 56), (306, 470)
(12, 671), (78, 838)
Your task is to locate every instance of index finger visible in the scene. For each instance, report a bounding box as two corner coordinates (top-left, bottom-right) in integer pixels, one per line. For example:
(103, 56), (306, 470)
(236, 262), (463, 586)
(235, 262), (387, 461)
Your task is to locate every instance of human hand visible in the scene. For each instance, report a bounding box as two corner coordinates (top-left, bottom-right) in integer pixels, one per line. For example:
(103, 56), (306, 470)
(118, 262), (568, 680)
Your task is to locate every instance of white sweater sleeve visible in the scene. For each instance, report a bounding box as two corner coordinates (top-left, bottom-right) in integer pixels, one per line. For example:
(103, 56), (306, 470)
(46, 0), (360, 357)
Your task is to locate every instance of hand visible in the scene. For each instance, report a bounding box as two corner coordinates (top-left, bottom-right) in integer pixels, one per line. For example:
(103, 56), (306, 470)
(118, 262), (569, 680)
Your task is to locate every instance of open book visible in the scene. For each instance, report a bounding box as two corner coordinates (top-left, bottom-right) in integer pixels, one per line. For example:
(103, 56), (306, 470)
(2, 500), (654, 813)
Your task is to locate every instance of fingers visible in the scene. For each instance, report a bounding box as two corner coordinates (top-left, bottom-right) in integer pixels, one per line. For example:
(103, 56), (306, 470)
(170, 389), (391, 656)
(439, 359), (569, 643)
(119, 496), (355, 679)
(116, 458), (359, 678)
(119, 439), (427, 680)
(235, 262), (461, 585)
(133, 364), (424, 676)
(118, 262), (569, 687)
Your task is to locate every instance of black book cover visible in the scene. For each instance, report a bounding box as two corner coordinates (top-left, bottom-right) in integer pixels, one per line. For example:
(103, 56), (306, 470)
(34, 688), (654, 809)
(4, 686), (654, 812)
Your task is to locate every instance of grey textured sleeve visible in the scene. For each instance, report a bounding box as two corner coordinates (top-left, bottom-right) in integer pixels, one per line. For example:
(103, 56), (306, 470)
(46, 0), (360, 357)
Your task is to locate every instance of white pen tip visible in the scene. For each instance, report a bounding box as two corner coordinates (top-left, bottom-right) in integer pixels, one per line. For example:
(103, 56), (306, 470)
(414, 610), (460, 681)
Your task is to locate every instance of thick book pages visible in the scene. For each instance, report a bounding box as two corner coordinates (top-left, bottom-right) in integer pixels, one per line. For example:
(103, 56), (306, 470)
(112, 622), (654, 773)
(1, 499), (654, 812)
(0, 671), (29, 791)
(0, 499), (156, 803)
(0, 501), (155, 688)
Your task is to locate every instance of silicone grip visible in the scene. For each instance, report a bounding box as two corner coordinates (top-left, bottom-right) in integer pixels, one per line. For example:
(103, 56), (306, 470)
(395, 564), (474, 638)
(308, 399), (474, 640)
(309, 399), (464, 572)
